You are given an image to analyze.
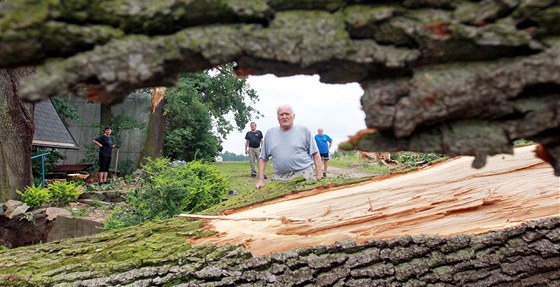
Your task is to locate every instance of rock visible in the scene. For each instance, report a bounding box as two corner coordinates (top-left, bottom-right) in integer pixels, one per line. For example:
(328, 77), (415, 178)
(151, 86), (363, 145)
(46, 207), (72, 221)
(7, 204), (29, 219)
(47, 215), (103, 242)
(3, 200), (22, 216)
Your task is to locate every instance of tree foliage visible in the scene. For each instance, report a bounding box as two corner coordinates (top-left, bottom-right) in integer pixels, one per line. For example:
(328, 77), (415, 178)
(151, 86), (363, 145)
(220, 151), (248, 161)
(163, 64), (260, 161)
(104, 158), (229, 229)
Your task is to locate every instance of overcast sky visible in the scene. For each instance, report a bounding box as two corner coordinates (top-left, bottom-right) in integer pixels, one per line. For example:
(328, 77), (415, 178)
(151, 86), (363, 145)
(220, 74), (366, 155)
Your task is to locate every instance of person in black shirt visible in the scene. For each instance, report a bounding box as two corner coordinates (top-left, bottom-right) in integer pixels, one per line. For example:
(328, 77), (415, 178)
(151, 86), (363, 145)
(93, 126), (116, 185)
(244, 122), (264, 178)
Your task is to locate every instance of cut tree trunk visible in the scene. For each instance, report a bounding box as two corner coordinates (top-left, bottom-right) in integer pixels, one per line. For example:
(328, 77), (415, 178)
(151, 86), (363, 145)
(138, 87), (167, 167)
(0, 68), (35, 201)
(194, 145), (559, 255)
(0, 146), (558, 286)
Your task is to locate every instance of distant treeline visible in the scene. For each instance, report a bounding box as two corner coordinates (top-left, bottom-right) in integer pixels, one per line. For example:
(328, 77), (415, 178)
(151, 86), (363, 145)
(220, 151), (248, 161)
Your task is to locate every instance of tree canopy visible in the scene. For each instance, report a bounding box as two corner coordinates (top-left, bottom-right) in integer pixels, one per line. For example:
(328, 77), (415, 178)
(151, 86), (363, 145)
(164, 64), (260, 161)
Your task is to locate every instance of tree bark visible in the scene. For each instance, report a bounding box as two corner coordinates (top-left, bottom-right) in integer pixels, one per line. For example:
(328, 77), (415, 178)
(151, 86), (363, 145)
(1, 0), (559, 174)
(138, 87), (168, 167)
(0, 216), (558, 286)
(0, 68), (34, 201)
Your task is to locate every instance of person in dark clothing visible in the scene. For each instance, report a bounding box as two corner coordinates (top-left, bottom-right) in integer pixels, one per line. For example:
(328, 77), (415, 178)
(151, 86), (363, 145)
(92, 126), (116, 185)
(245, 122), (264, 178)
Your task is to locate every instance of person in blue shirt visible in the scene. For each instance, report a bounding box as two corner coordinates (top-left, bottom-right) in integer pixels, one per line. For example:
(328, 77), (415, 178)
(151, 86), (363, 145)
(314, 128), (332, 177)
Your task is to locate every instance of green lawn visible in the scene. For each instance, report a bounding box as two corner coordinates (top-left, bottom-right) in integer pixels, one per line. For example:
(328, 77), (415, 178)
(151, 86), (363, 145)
(206, 161), (369, 215)
(206, 152), (447, 215)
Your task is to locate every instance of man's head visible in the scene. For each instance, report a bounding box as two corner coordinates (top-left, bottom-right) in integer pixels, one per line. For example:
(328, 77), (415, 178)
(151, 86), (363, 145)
(277, 105), (295, 131)
(104, 126), (112, 135)
(317, 128), (324, 135)
(250, 122), (257, 131)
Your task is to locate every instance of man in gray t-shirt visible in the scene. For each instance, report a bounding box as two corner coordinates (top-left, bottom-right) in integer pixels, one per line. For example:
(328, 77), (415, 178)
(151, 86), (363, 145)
(256, 105), (322, 189)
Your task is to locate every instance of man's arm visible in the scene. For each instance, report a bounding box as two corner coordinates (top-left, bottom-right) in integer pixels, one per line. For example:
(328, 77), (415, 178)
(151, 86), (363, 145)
(245, 140), (249, 154)
(255, 158), (267, 189)
(92, 139), (102, 148)
(312, 152), (323, 178)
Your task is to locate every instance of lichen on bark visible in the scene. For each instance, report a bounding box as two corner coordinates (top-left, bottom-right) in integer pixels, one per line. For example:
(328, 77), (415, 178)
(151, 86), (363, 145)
(1, 0), (560, 173)
(0, 217), (558, 286)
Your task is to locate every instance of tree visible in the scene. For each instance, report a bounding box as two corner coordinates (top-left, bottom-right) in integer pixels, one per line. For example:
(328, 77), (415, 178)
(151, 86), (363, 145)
(138, 87), (168, 166)
(0, 216), (558, 286)
(0, 2), (559, 285)
(2, 0), (559, 174)
(0, 68), (35, 201)
(162, 64), (260, 162)
(220, 151), (248, 161)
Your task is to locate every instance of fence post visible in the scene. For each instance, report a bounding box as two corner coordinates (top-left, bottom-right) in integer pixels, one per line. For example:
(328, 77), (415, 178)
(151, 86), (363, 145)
(31, 152), (51, 188)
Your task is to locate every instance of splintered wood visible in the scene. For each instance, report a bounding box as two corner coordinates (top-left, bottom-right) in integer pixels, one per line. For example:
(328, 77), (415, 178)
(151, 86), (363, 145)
(190, 145), (560, 255)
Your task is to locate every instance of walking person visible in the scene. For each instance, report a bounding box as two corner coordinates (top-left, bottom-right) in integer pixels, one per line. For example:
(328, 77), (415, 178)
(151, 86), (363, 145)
(314, 128), (332, 177)
(256, 105), (322, 189)
(92, 126), (117, 185)
(244, 122), (264, 178)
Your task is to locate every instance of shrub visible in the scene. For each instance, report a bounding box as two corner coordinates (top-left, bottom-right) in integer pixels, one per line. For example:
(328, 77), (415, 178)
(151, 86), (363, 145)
(17, 185), (51, 209)
(48, 181), (83, 206)
(104, 158), (229, 229)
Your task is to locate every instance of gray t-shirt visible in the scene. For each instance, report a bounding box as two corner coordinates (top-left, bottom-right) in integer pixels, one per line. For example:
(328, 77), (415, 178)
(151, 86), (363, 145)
(260, 125), (319, 174)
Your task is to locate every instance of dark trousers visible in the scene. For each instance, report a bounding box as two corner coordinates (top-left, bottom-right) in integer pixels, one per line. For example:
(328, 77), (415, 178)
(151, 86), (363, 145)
(99, 154), (111, 172)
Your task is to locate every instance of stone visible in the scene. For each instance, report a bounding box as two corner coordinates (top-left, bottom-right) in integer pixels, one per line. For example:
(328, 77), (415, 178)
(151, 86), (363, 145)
(7, 204), (29, 219)
(4, 200), (22, 214)
(47, 215), (103, 242)
(46, 207), (72, 221)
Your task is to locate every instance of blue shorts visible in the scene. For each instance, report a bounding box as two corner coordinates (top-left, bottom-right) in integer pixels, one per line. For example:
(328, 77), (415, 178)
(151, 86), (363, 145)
(320, 153), (329, 161)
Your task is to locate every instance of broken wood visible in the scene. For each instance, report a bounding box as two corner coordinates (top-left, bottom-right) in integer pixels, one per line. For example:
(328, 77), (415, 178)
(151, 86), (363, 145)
(195, 145), (559, 255)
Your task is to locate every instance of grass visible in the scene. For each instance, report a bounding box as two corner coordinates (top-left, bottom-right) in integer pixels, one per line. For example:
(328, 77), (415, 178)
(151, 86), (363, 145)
(205, 151), (448, 215)
(329, 152), (392, 175)
(64, 153), (446, 222)
(206, 159), (374, 215)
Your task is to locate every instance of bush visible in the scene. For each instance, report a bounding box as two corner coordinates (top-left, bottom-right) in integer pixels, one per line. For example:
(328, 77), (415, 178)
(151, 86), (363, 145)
(104, 158), (229, 229)
(48, 181), (83, 205)
(17, 186), (51, 209)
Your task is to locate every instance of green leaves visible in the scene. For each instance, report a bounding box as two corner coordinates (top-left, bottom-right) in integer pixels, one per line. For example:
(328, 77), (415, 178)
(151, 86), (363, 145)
(16, 185), (50, 209)
(48, 181), (83, 206)
(163, 63), (261, 161)
(16, 181), (83, 209)
(104, 158), (229, 229)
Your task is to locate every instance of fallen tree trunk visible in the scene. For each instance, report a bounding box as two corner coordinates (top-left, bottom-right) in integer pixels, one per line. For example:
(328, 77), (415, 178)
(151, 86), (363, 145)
(1, 0), (560, 174)
(194, 145), (559, 255)
(0, 216), (558, 286)
(1, 146), (559, 286)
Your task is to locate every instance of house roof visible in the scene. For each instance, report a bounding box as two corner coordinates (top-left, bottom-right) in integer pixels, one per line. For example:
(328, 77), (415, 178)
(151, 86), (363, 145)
(33, 99), (78, 150)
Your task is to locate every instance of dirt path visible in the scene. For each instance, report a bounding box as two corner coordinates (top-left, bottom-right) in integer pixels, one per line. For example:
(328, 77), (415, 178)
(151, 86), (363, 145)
(191, 145), (560, 255)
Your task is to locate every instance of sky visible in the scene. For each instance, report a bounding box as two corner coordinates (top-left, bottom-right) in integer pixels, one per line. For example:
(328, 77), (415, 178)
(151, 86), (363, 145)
(220, 74), (366, 155)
